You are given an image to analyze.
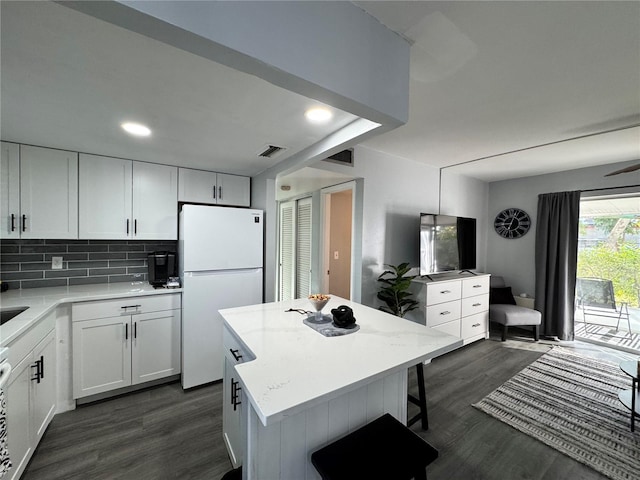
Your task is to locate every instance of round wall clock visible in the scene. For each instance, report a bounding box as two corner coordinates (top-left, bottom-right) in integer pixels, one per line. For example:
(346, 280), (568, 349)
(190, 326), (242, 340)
(494, 208), (531, 239)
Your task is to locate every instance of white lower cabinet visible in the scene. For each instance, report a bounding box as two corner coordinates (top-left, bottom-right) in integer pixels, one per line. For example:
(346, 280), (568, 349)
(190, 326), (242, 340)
(6, 312), (57, 480)
(222, 325), (252, 468)
(72, 294), (181, 399)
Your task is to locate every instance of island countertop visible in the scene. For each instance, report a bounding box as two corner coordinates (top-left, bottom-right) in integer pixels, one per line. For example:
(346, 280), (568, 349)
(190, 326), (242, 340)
(220, 296), (463, 426)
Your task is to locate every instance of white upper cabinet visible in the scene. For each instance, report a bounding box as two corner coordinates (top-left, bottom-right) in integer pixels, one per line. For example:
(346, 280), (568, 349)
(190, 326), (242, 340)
(79, 154), (177, 240)
(178, 167), (250, 207)
(1, 143), (78, 239)
(218, 173), (250, 207)
(133, 162), (178, 239)
(79, 154), (132, 239)
(1, 142), (20, 239)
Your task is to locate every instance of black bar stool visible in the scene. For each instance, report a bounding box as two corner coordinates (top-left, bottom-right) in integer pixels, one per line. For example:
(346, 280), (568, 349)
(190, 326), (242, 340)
(408, 363), (429, 430)
(311, 413), (439, 480)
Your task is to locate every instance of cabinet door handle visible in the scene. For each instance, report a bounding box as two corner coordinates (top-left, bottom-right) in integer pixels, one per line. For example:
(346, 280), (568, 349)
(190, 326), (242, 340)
(472, 323), (481, 327)
(231, 378), (242, 411)
(218, 186), (222, 200)
(126, 219), (130, 234)
(440, 311), (451, 315)
(22, 214), (26, 232)
(134, 219), (137, 235)
(134, 322), (137, 339)
(472, 303), (481, 307)
(40, 355), (44, 379)
(213, 186), (216, 199)
(230, 348), (243, 362)
(10, 213), (15, 232)
(125, 323), (129, 340)
(473, 284), (482, 288)
(440, 290), (451, 294)
(31, 359), (42, 383)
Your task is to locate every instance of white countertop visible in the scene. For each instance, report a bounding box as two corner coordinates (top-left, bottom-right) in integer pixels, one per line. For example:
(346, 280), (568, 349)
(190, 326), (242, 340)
(0, 283), (182, 346)
(220, 296), (463, 426)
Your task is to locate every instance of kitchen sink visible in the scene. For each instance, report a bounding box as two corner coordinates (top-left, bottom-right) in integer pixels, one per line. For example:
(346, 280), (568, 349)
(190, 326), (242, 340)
(0, 307), (29, 326)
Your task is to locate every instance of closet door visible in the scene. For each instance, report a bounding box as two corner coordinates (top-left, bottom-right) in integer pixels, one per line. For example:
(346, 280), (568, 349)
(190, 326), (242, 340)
(278, 197), (313, 301)
(295, 197), (312, 298)
(278, 201), (295, 301)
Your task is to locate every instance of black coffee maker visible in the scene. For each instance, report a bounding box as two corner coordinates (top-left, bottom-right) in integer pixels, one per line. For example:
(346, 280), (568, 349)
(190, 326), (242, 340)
(148, 251), (177, 287)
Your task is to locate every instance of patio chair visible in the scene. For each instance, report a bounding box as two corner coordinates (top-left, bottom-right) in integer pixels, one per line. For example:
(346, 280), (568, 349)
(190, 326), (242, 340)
(575, 277), (631, 333)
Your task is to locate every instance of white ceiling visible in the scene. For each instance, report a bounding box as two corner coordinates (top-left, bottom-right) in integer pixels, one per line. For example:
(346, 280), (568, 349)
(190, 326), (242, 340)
(2, 2), (639, 183)
(0, 1), (358, 177)
(355, 1), (640, 181)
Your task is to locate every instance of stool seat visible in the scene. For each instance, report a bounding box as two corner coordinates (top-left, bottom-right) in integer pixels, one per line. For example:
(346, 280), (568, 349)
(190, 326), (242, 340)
(311, 413), (438, 480)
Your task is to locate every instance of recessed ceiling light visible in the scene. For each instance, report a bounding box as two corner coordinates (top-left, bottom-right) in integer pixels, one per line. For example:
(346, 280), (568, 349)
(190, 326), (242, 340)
(305, 107), (333, 124)
(121, 122), (151, 137)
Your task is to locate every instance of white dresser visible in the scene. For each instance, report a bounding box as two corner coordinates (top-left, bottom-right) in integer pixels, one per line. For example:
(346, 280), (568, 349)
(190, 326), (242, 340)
(409, 273), (491, 347)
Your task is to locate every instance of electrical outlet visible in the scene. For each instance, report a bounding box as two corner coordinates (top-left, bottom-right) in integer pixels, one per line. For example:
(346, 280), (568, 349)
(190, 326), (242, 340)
(51, 256), (63, 270)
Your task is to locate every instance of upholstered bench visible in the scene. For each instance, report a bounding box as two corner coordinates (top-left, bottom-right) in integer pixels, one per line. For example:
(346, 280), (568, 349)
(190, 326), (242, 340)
(311, 413), (438, 480)
(489, 276), (541, 342)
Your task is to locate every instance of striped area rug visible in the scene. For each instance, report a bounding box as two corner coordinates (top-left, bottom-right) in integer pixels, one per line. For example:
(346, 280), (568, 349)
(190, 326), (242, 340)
(473, 348), (640, 480)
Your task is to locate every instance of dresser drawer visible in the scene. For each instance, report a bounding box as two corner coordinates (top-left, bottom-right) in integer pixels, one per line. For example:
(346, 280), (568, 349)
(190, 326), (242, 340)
(431, 319), (461, 338)
(461, 311), (488, 339)
(462, 276), (490, 298)
(426, 300), (461, 327)
(426, 280), (461, 305)
(461, 294), (489, 317)
(72, 294), (181, 322)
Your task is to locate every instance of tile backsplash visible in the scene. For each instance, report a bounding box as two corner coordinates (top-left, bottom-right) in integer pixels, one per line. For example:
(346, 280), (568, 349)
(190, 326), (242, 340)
(0, 239), (177, 290)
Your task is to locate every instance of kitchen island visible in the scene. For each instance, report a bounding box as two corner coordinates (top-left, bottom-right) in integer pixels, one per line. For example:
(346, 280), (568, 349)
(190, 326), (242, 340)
(220, 296), (463, 480)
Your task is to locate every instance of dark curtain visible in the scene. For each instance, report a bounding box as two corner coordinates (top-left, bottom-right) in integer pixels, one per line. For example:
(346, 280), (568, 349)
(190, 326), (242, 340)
(534, 191), (581, 340)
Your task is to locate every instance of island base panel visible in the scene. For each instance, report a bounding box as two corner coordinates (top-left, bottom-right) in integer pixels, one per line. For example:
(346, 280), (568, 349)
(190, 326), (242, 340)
(243, 370), (408, 480)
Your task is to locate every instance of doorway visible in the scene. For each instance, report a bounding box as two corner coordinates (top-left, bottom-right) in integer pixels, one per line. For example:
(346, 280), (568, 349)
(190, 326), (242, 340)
(575, 194), (640, 353)
(321, 183), (354, 299)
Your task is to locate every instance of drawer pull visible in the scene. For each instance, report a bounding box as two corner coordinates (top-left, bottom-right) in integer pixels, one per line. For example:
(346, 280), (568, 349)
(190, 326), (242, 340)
(440, 290), (451, 294)
(440, 311), (451, 315)
(472, 303), (482, 307)
(120, 305), (142, 309)
(473, 284), (482, 288)
(230, 348), (243, 361)
(472, 323), (481, 327)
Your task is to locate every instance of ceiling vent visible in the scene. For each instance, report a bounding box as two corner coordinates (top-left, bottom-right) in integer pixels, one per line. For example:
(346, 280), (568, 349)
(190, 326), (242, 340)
(258, 144), (287, 159)
(323, 149), (354, 167)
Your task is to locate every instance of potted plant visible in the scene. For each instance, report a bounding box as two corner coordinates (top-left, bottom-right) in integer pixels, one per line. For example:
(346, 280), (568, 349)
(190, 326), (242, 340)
(377, 262), (419, 318)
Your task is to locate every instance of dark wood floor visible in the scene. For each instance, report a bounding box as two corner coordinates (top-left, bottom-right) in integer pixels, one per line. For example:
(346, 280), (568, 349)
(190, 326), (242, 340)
(23, 331), (614, 480)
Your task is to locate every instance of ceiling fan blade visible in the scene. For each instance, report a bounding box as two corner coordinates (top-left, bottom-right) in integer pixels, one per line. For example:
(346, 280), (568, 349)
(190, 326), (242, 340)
(604, 163), (640, 177)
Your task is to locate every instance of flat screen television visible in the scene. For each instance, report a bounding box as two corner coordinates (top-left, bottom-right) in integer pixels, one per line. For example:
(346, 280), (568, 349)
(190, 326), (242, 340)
(419, 214), (476, 276)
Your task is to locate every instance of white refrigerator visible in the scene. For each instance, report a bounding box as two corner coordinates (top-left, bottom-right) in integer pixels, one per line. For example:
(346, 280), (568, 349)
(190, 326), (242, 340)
(179, 205), (263, 389)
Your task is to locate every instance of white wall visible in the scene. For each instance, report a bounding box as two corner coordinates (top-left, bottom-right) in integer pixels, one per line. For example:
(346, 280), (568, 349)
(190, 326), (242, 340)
(487, 159), (640, 298)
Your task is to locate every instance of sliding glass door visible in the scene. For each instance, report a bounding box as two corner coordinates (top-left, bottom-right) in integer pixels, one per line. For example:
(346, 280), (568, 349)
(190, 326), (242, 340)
(576, 194), (640, 353)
